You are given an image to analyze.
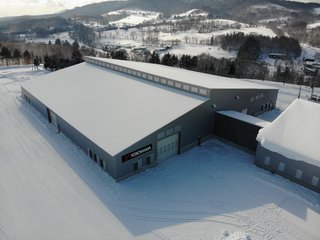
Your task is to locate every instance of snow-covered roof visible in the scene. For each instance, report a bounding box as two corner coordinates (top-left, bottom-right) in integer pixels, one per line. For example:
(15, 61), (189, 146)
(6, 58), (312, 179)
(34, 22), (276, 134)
(218, 111), (270, 128)
(22, 62), (208, 156)
(257, 99), (320, 167)
(89, 57), (277, 90)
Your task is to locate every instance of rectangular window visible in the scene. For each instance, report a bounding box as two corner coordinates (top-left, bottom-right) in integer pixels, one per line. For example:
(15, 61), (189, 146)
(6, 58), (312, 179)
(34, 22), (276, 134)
(161, 79), (167, 84)
(114, 66), (119, 70)
(199, 89), (207, 95)
(127, 69), (132, 74)
(167, 80), (174, 86)
(132, 71), (137, 76)
(278, 162), (285, 172)
(250, 97), (254, 102)
(106, 63), (110, 68)
(137, 72), (142, 77)
(191, 86), (198, 93)
(142, 73), (147, 79)
(256, 95), (259, 100)
(295, 169), (303, 180)
(311, 176), (319, 187)
(264, 156), (270, 166)
(119, 67), (123, 71)
(175, 82), (182, 88)
(183, 85), (190, 91)
(260, 93), (264, 99)
(154, 77), (160, 82)
(148, 75), (153, 81)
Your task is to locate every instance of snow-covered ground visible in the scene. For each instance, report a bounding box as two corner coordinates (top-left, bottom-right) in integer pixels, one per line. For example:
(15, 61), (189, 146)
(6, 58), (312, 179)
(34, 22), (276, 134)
(27, 31), (75, 45)
(307, 21), (320, 29)
(106, 9), (161, 27)
(0, 65), (320, 240)
(162, 44), (236, 58)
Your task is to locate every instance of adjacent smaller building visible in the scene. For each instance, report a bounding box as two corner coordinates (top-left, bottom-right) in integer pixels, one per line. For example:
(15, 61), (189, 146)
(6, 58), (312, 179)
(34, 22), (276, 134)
(256, 99), (320, 192)
(214, 111), (269, 152)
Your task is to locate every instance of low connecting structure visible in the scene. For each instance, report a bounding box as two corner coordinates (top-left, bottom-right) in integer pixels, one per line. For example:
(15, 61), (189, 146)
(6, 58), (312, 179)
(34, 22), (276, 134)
(256, 99), (320, 193)
(214, 111), (269, 152)
(21, 57), (278, 181)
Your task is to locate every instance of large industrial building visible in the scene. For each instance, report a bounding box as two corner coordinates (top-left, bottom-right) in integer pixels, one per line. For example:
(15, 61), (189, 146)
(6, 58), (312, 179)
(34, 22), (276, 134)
(21, 57), (278, 181)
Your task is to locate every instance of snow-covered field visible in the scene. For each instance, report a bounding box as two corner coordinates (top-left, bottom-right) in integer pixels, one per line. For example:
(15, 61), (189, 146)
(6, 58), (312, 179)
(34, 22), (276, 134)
(0, 65), (320, 240)
(163, 44), (236, 58)
(307, 21), (320, 29)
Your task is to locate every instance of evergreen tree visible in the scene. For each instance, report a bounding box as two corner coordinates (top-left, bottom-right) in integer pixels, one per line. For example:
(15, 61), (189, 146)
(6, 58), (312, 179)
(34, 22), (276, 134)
(149, 51), (160, 64)
(23, 50), (31, 64)
(237, 37), (261, 60)
(1, 47), (11, 66)
(55, 38), (61, 45)
(13, 49), (21, 64)
(33, 56), (40, 69)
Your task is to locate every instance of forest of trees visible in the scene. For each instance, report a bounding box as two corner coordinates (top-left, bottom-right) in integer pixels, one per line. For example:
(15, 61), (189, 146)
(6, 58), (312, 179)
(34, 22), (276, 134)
(0, 39), (93, 71)
(219, 33), (302, 59)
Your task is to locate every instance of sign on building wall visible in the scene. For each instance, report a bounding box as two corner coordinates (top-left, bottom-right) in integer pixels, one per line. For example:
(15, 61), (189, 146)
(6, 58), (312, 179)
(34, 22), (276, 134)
(122, 144), (152, 162)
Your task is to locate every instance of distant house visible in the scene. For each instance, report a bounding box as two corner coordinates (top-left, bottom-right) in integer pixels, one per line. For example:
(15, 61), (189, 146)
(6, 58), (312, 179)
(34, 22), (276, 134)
(255, 99), (320, 192)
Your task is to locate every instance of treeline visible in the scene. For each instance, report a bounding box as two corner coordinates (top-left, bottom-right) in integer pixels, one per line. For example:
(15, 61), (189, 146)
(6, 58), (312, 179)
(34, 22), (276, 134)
(43, 41), (84, 71)
(108, 50), (308, 86)
(0, 39), (98, 70)
(219, 33), (302, 59)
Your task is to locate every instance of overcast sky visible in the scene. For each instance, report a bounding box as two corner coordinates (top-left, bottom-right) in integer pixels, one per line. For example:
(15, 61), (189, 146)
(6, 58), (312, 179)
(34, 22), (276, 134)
(0, 0), (319, 18)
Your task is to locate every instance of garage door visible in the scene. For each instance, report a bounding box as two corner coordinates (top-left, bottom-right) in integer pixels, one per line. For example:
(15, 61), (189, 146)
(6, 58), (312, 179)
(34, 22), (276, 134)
(157, 133), (179, 161)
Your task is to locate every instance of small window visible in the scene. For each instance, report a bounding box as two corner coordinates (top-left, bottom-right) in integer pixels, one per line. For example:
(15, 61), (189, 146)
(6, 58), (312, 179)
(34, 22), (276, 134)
(255, 95), (259, 100)
(161, 79), (167, 84)
(311, 176), (319, 187)
(132, 71), (137, 76)
(278, 162), (285, 172)
(264, 156), (270, 166)
(183, 85), (190, 91)
(167, 80), (174, 86)
(250, 97), (255, 102)
(260, 93), (264, 99)
(199, 89), (207, 96)
(148, 75), (153, 80)
(175, 82), (182, 88)
(154, 77), (160, 82)
(127, 69), (132, 74)
(295, 169), (303, 180)
(137, 72), (142, 77)
(114, 66), (119, 70)
(93, 153), (97, 162)
(106, 63), (110, 68)
(142, 73), (147, 79)
(191, 86), (198, 93)
(118, 67), (123, 71)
